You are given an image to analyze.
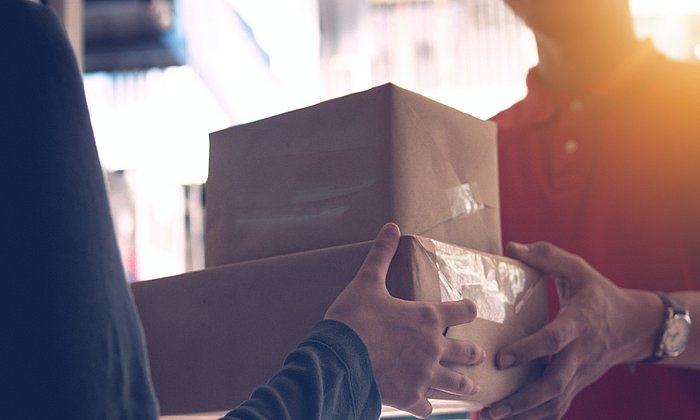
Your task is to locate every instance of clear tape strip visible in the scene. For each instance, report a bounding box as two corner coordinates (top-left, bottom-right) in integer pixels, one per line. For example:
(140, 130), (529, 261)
(446, 182), (485, 218)
(431, 240), (528, 324)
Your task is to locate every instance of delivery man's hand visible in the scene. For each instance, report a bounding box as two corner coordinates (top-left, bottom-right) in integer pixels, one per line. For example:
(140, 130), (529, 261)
(325, 223), (485, 418)
(481, 241), (664, 420)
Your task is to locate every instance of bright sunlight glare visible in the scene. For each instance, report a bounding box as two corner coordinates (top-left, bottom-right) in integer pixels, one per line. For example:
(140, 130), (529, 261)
(631, 0), (700, 15)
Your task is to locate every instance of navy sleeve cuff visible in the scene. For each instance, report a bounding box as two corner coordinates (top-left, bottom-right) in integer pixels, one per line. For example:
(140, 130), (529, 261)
(299, 320), (381, 419)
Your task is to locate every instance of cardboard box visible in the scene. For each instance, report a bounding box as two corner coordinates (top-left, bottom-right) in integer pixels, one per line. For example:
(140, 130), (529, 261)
(133, 240), (372, 416)
(205, 83), (500, 267)
(132, 236), (543, 415)
(387, 236), (547, 410)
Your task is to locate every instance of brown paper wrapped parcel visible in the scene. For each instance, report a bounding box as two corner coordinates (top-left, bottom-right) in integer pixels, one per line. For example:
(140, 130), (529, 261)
(131, 236), (545, 415)
(205, 83), (501, 267)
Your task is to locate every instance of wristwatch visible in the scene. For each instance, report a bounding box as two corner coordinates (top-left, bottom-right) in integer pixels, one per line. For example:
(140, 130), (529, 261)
(642, 292), (692, 363)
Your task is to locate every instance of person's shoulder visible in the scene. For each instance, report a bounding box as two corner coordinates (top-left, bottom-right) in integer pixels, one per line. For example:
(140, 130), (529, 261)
(645, 57), (700, 157)
(0, 0), (69, 62)
(657, 55), (700, 77)
(0, 0), (77, 84)
(646, 55), (700, 96)
(0, 0), (62, 32)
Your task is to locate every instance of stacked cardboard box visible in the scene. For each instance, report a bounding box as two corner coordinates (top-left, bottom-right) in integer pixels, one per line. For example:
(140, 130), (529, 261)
(205, 83), (502, 265)
(131, 84), (546, 416)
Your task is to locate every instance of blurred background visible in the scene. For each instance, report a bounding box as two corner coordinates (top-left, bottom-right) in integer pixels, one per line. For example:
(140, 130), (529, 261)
(43, 0), (700, 282)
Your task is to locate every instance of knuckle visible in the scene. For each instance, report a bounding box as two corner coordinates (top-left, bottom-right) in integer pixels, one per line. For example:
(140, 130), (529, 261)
(421, 340), (442, 360)
(417, 305), (441, 326)
(542, 400), (557, 412)
(571, 254), (586, 267)
(542, 399), (565, 418)
(546, 377), (567, 396)
(373, 232), (395, 249)
(373, 240), (394, 256)
(569, 254), (589, 274)
(412, 364), (433, 384)
(457, 376), (469, 392)
(401, 390), (424, 408)
(544, 327), (568, 353)
(531, 241), (553, 257)
(466, 343), (482, 363)
(453, 376), (478, 396)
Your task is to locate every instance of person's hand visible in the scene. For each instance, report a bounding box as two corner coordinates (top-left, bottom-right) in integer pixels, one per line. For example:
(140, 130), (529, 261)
(481, 241), (662, 420)
(325, 223), (485, 418)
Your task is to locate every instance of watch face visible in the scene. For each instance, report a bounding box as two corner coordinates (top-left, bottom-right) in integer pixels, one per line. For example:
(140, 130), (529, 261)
(663, 316), (691, 355)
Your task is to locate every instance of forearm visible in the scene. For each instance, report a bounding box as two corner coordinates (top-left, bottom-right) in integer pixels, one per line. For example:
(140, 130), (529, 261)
(620, 289), (700, 370)
(221, 320), (381, 420)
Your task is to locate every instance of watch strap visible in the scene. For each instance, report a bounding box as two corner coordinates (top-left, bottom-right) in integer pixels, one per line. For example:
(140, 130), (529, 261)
(640, 292), (687, 364)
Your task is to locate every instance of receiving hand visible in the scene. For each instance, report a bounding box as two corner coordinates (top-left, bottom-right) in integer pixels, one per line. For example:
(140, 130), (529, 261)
(481, 241), (661, 420)
(325, 223), (485, 418)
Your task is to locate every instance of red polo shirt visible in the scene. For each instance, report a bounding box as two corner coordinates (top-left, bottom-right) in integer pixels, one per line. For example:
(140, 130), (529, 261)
(493, 41), (700, 419)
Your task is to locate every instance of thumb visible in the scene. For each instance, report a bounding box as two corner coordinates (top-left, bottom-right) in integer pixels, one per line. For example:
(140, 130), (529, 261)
(505, 241), (590, 281)
(354, 223), (400, 286)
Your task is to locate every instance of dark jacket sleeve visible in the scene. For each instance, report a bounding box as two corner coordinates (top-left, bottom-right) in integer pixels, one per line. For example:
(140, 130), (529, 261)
(222, 320), (382, 420)
(0, 1), (159, 419)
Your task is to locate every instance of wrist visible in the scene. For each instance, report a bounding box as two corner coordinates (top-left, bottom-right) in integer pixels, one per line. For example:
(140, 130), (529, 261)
(642, 292), (692, 363)
(619, 289), (666, 364)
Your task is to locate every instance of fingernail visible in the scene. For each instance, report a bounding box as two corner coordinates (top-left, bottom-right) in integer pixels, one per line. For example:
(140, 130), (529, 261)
(478, 348), (487, 364)
(384, 222), (399, 234)
(490, 405), (511, 418)
(498, 353), (515, 369)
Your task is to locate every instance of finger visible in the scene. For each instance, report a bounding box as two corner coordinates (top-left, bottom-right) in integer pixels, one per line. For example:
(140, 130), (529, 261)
(428, 366), (480, 396)
(437, 299), (478, 327)
(484, 359), (577, 419)
(492, 397), (573, 420)
(495, 317), (578, 370)
(403, 398), (433, 419)
(481, 382), (552, 419)
(440, 337), (485, 365)
(505, 241), (589, 279)
(355, 222), (400, 283)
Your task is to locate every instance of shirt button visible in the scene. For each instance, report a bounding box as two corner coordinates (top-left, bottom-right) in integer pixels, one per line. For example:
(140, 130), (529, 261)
(570, 100), (584, 111)
(564, 140), (579, 153)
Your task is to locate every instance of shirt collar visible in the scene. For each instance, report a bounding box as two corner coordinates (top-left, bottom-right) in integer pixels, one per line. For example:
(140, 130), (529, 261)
(517, 39), (662, 124)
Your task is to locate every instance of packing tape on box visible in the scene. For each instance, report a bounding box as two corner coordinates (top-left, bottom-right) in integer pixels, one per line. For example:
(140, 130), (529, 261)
(446, 182), (487, 218)
(406, 236), (546, 407)
(421, 237), (536, 324)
